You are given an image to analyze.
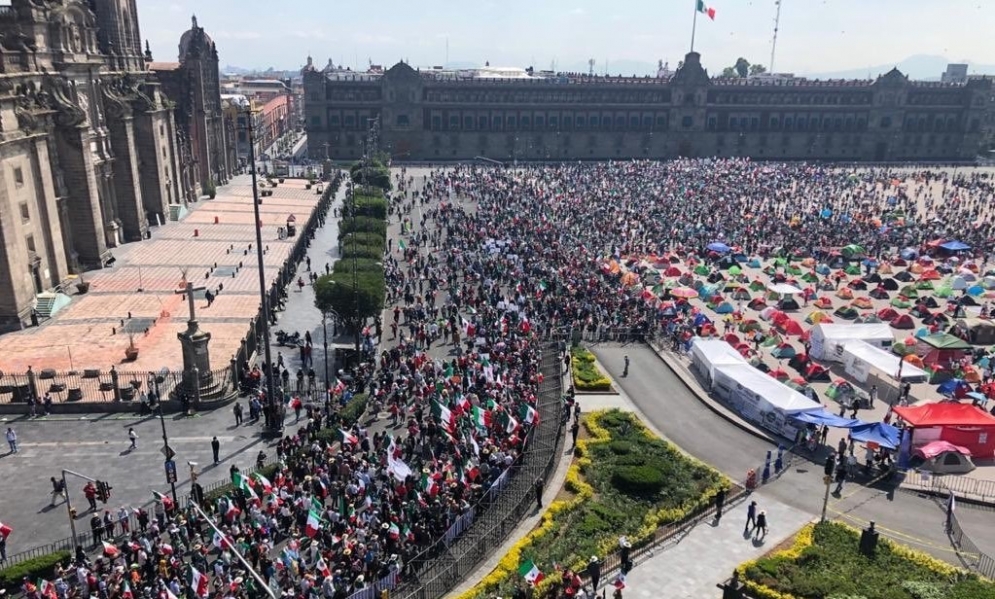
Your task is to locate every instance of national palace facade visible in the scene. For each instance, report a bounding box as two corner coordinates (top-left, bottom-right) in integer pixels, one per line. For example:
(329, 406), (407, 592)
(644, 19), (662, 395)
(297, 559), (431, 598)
(303, 52), (992, 163)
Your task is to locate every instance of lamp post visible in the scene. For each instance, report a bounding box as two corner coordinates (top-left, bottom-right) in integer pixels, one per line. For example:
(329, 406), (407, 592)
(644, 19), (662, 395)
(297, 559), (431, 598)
(156, 401), (179, 505)
(244, 107), (282, 437)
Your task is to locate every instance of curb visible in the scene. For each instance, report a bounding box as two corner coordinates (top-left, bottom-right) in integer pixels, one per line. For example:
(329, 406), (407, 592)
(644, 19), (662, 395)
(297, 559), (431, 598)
(645, 338), (778, 445)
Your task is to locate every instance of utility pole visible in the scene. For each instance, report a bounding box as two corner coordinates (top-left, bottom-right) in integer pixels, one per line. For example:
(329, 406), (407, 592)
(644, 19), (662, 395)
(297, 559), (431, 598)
(156, 402), (179, 505)
(189, 501), (277, 599)
(244, 107), (282, 437)
(61, 469), (99, 547)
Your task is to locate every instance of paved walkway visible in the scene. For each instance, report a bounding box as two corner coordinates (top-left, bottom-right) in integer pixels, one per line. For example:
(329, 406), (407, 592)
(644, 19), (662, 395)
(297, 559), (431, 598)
(619, 491), (813, 599)
(0, 175), (324, 374)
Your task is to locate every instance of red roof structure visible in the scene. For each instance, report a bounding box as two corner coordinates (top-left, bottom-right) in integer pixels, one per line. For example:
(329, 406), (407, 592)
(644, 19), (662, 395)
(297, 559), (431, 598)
(893, 403), (995, 427)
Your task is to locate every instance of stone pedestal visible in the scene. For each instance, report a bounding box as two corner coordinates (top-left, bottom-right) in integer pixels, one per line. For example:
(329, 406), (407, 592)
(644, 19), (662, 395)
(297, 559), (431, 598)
(177, 321), (212, 393)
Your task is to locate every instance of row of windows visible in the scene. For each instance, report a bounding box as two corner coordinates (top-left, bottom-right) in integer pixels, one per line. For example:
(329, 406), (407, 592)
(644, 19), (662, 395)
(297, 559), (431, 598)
(708, 92), (873, 106)
(707, 115), (870, 132)
(423, 90), (670, 104)
(426, 113), (671, 132)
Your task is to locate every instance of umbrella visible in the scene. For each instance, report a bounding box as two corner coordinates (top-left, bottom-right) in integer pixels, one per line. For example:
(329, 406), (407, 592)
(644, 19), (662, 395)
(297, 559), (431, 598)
(670, 287), (699, 299)
(707, 242), (731, 253)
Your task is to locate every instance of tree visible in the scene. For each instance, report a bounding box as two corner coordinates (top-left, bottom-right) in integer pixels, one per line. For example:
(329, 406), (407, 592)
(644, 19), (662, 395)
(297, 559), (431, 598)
(734, 58), (750, 78)
(314, 271), (386, 351)
(721, 67), (737, 78)
(749, 63), (768, 76)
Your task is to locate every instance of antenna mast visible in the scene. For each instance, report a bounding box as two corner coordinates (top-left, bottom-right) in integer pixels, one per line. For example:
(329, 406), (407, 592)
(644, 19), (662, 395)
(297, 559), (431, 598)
(769, 0), (783, 74)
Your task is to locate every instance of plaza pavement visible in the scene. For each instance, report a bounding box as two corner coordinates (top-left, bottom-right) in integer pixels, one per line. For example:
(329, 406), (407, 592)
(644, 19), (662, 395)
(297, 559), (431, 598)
(0, 174), (335, 375)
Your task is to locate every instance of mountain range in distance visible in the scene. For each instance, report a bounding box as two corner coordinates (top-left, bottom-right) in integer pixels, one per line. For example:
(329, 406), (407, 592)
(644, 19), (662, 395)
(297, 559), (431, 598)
(224, 54), (995, 82)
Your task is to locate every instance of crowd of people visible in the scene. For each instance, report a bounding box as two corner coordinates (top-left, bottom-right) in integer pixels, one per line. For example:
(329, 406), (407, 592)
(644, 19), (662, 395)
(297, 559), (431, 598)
(18, 159), (995, 599)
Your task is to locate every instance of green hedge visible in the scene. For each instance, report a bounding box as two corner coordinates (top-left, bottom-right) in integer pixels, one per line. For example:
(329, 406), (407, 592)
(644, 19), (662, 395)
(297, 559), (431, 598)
(611, 464), (666, 496)
(341, 231), (386, 250)
(571, 347), (612, 391)
(339, 216), (387, 240)
(341, 244), (385, 261)
(0, 550), (71, 588)
(349, 194), (388, 220)
(316, 394), (370, 445)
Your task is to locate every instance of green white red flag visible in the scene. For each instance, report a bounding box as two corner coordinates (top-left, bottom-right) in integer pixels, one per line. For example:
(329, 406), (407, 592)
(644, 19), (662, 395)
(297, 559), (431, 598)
(187, 566), (209, 598)
(518, 559), (544, 585)
(697, 0), (716, 20)
(305, 507), (322, 538)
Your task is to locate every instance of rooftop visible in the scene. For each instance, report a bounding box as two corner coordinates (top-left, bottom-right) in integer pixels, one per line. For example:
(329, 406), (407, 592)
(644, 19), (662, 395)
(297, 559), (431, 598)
(149, 61), (181, 71)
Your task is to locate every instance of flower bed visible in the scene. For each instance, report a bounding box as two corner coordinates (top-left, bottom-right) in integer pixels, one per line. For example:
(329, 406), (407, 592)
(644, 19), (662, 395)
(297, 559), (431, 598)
(458, 409), (728, 599)
(738, 521), (995, 599)
(570, 347), (612, 391)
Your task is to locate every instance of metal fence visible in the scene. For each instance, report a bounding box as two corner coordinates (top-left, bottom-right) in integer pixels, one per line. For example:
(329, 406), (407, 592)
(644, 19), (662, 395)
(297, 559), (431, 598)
(902, 469), (995, 505)
(0, 365), (234, 406)
(947, 503), (995, 579)
(390, 341), (566, 599)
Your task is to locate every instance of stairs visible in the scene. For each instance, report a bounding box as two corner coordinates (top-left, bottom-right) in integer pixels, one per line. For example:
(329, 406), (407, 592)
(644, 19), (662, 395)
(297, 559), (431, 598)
(35, 292), (72, 318)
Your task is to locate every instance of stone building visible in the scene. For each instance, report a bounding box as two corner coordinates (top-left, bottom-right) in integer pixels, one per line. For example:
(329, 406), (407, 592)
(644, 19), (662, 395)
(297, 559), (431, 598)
(304, 52), (991, 163)
(152, 15), (231, 197)
(0, 0), (186, 331)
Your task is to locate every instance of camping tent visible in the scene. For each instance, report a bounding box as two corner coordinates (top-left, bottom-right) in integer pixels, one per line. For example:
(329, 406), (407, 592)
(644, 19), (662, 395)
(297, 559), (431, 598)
(689, 337), (748, 384)
(809, 323), (895, 362)
(915, 333), (972, 369)
(893, 403), (995, 459)
(949, 319), (995, 345)
(841, 340), (928, 384)
(912, 441), (976, 474)
(711, 363), (822, 438)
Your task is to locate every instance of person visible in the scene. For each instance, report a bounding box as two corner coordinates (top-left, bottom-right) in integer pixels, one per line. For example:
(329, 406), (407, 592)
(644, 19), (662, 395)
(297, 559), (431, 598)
(89, 514), (102, 545)
(534, 476), (544, 509)
(571, 420), (580, 448)
(745, 500), (757, 534)
(233, 402), (243, 426)
(83, 481), (97, 511)
(5, 427), (16, 454)
(619, 536), (632, 574)
(754, 510), (768, 541)
(622, 355), (630, 377)
(587, 555), (601, 591)
(50, 476), (65, 506)
(868, 385), (877, 408)
(833, 460), (847, 495)
(211, 436), (221, 464)
(714, 486), (727, 520)
(128, 427), (137, 450)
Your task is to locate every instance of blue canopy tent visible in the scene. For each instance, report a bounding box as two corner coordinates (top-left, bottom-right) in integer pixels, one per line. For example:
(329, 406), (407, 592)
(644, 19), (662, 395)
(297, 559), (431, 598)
(940, 240), (971, 252)
(693, 313), (711, 327)
(791, 408), (861, 428)
(849, 422), (901, 450)
(937, 378), (969, 396)
(707, 242), (731, 253)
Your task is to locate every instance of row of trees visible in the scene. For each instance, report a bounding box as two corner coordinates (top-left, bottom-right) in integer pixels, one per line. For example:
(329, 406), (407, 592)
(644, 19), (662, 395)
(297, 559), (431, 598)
(314, 161), (391, 350)
(721, 58), (768, 79)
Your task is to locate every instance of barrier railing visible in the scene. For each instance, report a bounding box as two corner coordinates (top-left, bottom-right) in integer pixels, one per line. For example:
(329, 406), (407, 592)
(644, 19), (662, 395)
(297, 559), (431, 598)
(391, 342), (566, 599)
(947, 506), (995, 579)
(902, 469), (995, 505)
(0, 365), (234, 406)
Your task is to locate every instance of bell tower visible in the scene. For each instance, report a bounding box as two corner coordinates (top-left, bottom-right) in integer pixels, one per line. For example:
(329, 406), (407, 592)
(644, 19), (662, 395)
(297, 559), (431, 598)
(88, 0), (144, 71)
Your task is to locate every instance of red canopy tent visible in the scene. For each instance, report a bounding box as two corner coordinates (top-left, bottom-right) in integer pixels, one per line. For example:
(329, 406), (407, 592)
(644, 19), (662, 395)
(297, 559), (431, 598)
(893, 403), (995, 458)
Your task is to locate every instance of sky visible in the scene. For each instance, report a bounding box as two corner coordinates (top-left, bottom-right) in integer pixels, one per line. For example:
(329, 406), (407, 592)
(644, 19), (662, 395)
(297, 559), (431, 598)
(137, 0), (993, 76)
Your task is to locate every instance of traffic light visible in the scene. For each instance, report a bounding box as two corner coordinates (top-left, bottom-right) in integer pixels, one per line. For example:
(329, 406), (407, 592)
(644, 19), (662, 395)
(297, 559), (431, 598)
(96, 481), (112, 503)
(824, 456), (835, 477)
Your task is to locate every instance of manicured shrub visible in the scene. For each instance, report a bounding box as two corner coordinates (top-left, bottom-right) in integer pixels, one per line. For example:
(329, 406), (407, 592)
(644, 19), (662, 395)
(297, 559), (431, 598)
(0, 551), (71, 587)
(611, 464), (665, 496)
(339, 216), (387, 239)
(571, 348), (611, 391)
(609, 441), (633, 455)
(341, 244), (385, 261)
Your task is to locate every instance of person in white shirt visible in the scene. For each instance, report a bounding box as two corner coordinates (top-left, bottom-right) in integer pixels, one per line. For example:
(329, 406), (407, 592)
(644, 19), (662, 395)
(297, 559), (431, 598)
(6, 427), (17, 453)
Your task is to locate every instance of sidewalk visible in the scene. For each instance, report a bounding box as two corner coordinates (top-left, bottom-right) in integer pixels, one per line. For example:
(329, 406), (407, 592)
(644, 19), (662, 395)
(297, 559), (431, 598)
(620, 491), (813, 599)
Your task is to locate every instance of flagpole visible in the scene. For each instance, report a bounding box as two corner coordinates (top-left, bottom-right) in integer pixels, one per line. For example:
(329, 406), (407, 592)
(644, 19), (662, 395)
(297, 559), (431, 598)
(690, 0), (700, 53)
(189, 501), (277, 599)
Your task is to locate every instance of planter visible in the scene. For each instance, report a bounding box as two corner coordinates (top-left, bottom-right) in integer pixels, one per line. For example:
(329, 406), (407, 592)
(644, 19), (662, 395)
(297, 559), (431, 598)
(119, 387), (136, 401)
(67, 388), (83, 402)
(124, 347), (139, 362)
(76, 281), (90, 294)
(278, 178), (285, 183)
(305, 183), (312, 190)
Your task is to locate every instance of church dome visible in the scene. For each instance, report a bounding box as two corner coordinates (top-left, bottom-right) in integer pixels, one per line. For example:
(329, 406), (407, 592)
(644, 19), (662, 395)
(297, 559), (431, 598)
(178, 15), (214, 61)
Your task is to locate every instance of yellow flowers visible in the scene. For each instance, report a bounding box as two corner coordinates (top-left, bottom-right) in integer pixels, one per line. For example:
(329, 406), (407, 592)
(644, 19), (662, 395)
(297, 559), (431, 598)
(458, 409), (730, 599)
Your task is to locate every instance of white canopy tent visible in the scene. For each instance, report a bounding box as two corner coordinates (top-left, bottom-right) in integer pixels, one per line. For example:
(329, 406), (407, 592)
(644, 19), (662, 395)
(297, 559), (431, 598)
(767, 282), (804, 295)
(842, 340), (928, 384)
(689, 337), (748, 384)
(809, 323), (894, 362)
(711, 363), (823, 438)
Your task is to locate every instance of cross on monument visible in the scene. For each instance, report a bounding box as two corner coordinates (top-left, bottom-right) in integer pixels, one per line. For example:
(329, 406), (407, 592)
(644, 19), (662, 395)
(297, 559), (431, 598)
(175, 281), (206, 327)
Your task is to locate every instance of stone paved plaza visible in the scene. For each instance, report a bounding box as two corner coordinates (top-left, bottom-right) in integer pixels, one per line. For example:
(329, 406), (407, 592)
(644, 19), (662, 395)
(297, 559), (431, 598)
(0, 175), (338, 374)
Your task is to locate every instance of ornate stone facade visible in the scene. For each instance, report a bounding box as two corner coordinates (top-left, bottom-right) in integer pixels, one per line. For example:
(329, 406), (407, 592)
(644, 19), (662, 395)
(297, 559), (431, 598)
(0, 0), (184, 331)
(152, 16), (231, 196)
(304, 52), (991, 163)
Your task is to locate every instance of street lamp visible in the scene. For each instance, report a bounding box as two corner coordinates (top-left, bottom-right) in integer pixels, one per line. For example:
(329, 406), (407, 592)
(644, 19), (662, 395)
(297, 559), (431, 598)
(243, 106), (283, 437)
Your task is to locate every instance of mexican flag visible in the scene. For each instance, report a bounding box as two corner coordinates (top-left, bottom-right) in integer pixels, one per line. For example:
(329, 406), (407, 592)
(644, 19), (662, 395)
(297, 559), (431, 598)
(505, 413), (519, 434)
(102, 541), (120, 558)
(388, 522), (400, 540)
(521, 404), (540, 426)
(38, 579), (57, 599)
(518, 559), (544, 585)
(403, 524), (415, 541)
(223, 497), (241, 520)
(316, 557), (331, 579)
(121, 581), (134, 599)
(187, 566), (209, 598)
(305, 508), (322, 538)
(233, 473), (258, 500)
(431, 400), (455, 431)
(252, 472), (274, 494)
(471, 406), (491, 429)
(339, 428), (359, 446)
(697, 0), (716, 20)
(151, 490), (174, 511)
(213, 531), (232, 550)
(421, 472), (438, 496)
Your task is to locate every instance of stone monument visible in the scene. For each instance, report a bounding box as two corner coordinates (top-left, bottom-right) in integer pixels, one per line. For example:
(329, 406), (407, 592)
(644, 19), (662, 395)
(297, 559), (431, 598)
(175, 281), (212, 398)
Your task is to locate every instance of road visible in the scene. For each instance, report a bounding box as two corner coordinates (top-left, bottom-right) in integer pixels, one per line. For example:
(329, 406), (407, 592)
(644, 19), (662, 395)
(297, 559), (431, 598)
(590, 343), (993, 562)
